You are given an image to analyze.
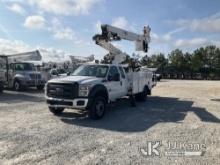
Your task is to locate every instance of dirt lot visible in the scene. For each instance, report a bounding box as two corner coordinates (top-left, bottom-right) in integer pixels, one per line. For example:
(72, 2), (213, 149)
(0, 80), (220, 165)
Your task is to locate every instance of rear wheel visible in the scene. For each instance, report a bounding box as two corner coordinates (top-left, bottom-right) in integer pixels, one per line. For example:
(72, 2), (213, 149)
(49, 107), (64, 115)
(89, 96), (106, 120)
(135, 89), (147, 102)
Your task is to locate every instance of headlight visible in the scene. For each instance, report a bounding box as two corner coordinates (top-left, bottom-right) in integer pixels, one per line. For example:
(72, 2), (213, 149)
(79, 84), (92, 97)
(45, 83), (48, 94)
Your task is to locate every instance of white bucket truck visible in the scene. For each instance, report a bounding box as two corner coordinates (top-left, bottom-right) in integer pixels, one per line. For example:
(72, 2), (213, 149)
(45, 24), (156, 119)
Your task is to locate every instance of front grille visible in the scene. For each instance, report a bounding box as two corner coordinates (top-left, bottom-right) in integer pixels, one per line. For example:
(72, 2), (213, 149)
(29, 74), (41, 80)
(47, 82), (78, 99)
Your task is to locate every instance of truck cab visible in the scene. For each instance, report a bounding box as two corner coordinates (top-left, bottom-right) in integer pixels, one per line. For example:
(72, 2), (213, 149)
(7, 62), (46, 91)
(45, 64), (153, 119)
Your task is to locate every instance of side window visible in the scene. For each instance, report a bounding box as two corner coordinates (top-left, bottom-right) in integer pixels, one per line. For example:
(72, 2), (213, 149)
(108, 66), (119, 76)
(119, 66), (125, 79)
(15, 64), (23, 71)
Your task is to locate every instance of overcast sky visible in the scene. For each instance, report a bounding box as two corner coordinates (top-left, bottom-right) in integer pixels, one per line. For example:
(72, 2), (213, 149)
(0, 0), (220, 61)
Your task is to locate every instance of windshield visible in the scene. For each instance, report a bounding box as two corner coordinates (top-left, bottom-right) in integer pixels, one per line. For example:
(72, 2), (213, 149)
(15, 63), (35, 71)
(72, 65), (109, 78)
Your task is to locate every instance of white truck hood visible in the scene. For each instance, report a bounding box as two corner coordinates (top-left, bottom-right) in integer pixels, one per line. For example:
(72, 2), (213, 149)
(48, 75), (104, 85)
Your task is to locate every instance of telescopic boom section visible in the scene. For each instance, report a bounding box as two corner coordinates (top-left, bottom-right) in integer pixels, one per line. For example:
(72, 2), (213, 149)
(4, 50), (42, 63)
(93, 24), (151, 64)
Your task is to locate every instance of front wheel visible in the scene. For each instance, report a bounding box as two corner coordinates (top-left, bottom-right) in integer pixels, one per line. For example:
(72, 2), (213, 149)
(14, 80), (23, 91)
(49, 107), (64, 115)
(89, 96), (106, 120)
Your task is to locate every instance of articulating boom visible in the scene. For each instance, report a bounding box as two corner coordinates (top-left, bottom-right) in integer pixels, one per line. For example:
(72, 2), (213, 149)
(93, 24), (151, 64)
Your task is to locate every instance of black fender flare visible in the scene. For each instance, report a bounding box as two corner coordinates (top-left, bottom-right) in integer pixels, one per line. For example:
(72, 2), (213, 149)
(87, 84), (109, 109)
(13, 77), (24, 84)
(88, 84), (109, 100)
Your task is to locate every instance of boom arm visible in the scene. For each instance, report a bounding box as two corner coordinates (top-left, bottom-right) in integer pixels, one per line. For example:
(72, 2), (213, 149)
(6, 50), (42, 63)
(93, 24), (151, 64)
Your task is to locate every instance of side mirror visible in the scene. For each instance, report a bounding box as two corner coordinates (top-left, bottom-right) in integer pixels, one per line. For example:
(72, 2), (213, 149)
(113, 73), (120, 81)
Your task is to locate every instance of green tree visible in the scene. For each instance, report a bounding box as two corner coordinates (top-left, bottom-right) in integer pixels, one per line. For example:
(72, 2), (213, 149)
(191, 47), (206, 72)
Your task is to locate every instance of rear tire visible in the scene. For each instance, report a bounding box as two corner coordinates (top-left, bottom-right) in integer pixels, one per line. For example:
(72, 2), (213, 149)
(135, 89), (147, 102)
(89, 96), (106, 120)
(129, 95), (136, 107)
(49, 107), (64, 115)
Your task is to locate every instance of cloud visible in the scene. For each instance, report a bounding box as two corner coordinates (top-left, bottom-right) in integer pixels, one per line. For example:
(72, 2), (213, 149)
(174, 38), (208, 48)
(0, 38), (31, 54)
(94, 20), (102, 33)
(24, 15), (46, 29)
(151, 27), (186, 44)
(172, 12), (220, 33)
(50, 18), (76, 40)
(37, 47), (69, 62)
(112, 17), (128, 29)
(28, 0), (104, 16)
(23, 16), (77, 41)
(53, 28), (75, 40)
(150, 29), (220, 54)
(0, 37), (69, 62)
(7, 3), (26, 15)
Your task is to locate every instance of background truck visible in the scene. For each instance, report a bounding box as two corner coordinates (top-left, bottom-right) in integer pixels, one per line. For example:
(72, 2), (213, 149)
(0, 57), (6, 93)
(0, 50), (46, 91)
(45, 24), (155, 119)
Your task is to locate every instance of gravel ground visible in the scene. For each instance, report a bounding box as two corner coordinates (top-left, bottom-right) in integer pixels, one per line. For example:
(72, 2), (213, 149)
(0, 80), (220, 165)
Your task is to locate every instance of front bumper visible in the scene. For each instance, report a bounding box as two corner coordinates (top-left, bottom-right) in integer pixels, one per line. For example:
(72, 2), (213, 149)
(46, 96), (89, 110)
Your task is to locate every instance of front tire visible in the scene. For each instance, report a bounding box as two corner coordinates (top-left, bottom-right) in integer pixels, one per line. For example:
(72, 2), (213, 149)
(89, 96), (106, 120)
(49, 107), (64, 115)
(13, 80), (23, 91)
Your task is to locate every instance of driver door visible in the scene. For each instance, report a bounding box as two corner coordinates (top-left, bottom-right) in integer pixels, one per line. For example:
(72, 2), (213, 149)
(105, 66), (126, 101)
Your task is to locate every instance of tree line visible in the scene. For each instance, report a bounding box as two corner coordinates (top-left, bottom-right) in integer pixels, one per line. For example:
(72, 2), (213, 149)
(140, 45), (220, 80)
